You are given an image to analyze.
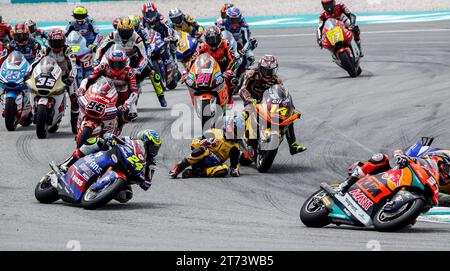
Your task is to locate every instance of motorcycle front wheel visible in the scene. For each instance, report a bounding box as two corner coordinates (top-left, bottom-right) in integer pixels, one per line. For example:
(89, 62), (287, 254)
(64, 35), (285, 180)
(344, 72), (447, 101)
(35, 173), (60, 204)
(4, 97), (18, 131)
(256, 148), (278, 173)
(300, 189), (331, 228)
(338, 50), (358, 78)
(36, 104), (48, 139)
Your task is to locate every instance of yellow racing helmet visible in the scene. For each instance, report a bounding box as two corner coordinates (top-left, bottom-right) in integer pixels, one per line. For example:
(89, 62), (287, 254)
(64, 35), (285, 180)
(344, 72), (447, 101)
(73, 6), (88, 24)
(117, 17), (134, 40)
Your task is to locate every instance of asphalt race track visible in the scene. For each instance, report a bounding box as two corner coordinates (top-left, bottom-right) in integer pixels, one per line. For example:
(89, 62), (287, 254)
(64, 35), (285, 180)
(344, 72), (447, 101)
(1, 22), (450, 251)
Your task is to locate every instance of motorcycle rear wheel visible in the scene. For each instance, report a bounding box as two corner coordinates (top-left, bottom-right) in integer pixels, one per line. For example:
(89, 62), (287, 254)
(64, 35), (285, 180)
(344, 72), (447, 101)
(81, 178), (125, 210)
(35, 174), (60, 203)
(4, 97), (18, 131)
(300, 189), (331, 228)
(373, 196), (424, 232)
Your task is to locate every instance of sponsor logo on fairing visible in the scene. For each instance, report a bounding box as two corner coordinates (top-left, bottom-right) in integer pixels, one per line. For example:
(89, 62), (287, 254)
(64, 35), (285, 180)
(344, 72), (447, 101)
(348, 189), (374, 211)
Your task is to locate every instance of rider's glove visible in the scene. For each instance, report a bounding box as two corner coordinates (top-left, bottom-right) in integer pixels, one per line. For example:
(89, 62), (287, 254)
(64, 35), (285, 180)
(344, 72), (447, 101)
(103, 132), (117, 146)
(77, 87), (86, 96)
(350, 25), (360, 36)
(394, 154), (409, 168)
(245, 98), (258, 106)
(88, 43), (97, 52)
(229, 167), (240, 177)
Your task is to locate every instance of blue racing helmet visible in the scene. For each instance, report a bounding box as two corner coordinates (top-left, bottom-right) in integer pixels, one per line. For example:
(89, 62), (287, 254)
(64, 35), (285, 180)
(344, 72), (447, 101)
(226, 7), (242, 29)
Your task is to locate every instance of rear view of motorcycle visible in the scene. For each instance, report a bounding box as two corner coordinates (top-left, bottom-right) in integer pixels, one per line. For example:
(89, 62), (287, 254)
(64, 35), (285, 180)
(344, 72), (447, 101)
(26, 56), (68, 139)
(0, 51), (33, 131)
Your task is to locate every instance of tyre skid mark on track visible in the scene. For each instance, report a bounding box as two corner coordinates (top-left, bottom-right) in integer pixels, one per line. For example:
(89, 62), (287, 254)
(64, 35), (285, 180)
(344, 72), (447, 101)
(16, 135), (39, 166)
(263, 191), (291, 216)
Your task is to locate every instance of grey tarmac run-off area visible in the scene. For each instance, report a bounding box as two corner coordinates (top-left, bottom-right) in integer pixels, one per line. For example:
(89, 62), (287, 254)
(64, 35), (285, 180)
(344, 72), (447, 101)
(1, 22), (450, 250)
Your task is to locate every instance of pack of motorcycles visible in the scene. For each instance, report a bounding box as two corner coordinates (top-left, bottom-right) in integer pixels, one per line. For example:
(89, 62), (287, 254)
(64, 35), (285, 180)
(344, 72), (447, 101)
(1, 12), (440, 232)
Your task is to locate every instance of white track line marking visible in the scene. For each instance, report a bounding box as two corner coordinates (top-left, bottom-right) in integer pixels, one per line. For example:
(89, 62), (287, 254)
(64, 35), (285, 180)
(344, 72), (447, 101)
(255, 28), (450, 38)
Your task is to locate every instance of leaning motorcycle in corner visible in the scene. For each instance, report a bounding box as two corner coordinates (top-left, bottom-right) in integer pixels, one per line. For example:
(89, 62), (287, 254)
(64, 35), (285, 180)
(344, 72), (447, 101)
(320, 17), (362, 77)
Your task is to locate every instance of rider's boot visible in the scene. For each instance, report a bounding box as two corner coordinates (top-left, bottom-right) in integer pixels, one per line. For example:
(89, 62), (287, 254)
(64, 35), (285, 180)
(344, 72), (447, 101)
(150, 72), (167, 107)
(169, 158), (190, 179)
(356, 40), (364, 57)
(289, 143), (307, 155)
(286, 123), (307, 155)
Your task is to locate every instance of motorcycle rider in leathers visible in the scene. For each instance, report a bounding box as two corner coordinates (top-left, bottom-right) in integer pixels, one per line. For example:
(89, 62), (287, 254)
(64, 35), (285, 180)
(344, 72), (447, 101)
(79, 47), (139, 132)
(59, 129), (162, 203)
(317, 0), (363, 57)
(0, 23), (41, 67)
(239, 55), (307, 155)
(96, 18), (168, 107)
(31, 28), (78, 133)
(217, 7), (257, 68)
(128, 15), (167, 107)
(141, 2), (178, 63)
(328, 150), (450, 205)
(186, 25), (237, 104)
(0, 15), (12, 44)
(168, 8), (204, 39)
(25, 20), (48, 45)
(169, 115), (244, 178)
(65, 6), (100, 50)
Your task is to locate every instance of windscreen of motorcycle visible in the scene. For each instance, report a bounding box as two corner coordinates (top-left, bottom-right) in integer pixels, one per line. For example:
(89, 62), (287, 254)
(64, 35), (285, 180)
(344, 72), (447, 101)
(67, 31), (87, 55)
(221, 30), (238, 54)
(261, 84), (294, 122)
(193, 53), (218, 88)
(91, 76), (117, 96)
(1, 51), (29, 83)
(324, 19), (344, 46)
(33, 56), (62, 92)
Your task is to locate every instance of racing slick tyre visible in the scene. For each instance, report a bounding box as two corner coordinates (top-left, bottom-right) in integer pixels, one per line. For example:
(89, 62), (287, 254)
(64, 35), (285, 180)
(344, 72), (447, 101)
(256, 148), (278, 173)
(239, 153), (253, 166)
(81, 178), (125, 209)
(4, 97), (18, 131)
(35, 174), (60, 203)
(76, 126), (93, 149)
(339, 51), (358, 78)
(36, 104), (48, 139)
(300, 189), (331, 228)
(373, 195), (425, 232)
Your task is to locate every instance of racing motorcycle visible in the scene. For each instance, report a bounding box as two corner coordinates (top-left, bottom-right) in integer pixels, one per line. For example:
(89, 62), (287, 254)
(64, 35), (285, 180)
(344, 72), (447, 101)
(175, 30), (199, 71)
(0, 51), (33, 131)
(66, 31), (94, 87)
(320, 18), (362, 77)
(148, 28), (181, 90)
(35, 135), (148, 209)
(184, 53), (230, 129)
(300, 137), (440, 232)
(239, 85), (300, 173)
(76, 77), (120, 148)
(26, 56), (68, 139)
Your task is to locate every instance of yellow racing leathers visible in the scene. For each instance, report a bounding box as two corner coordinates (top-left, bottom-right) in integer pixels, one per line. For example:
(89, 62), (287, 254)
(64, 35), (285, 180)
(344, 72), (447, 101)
(169, 129), (240, 178)
(173, 15), (204, 38)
